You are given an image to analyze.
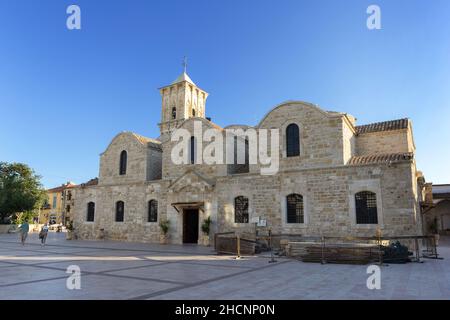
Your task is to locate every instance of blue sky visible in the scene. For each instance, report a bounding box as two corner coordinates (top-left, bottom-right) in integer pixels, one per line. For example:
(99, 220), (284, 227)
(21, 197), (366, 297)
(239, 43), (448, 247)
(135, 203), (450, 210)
(0, 0), (449, 188)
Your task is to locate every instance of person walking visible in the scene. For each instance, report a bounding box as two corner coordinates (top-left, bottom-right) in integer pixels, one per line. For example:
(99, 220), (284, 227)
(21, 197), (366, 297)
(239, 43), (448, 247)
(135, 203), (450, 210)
(18, 221), (29, 246)
(39, 223), (49, 246)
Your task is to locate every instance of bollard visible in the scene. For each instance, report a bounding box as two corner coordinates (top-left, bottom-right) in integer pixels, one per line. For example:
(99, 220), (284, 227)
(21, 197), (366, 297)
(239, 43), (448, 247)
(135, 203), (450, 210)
(235, 236), (241, 260)
(321, 236), (326, 264)
(414, 238), (420, 262)
(376, 230), (383, 266)
(268, 230), (277, 263)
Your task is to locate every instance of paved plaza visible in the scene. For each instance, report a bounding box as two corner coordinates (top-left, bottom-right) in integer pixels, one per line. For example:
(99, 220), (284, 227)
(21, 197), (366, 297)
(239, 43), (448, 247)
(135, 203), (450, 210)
(0, 232), (449, 300)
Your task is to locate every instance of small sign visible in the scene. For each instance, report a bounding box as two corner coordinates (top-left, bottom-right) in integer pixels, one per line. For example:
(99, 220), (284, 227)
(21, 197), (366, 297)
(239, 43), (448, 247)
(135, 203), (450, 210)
(250, 216), (260, 224)
(257, 219), (267, 227)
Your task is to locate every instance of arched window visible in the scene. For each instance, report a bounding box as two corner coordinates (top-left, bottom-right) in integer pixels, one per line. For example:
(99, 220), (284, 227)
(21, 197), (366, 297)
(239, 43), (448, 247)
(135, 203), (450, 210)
(286, 194), (304, 223)
(228, 136), (249, 174)
(286, 123), (300, 157)
(87, 202), (95, 222)
(355, 191), (378, 224)
(148, 200), (158, 222)
(119, 150), (127, 175)
(192, 108), (196, 117)
(234, 196), (249, 223)
(190, 136), (196, 164)
(115, 201), (124, 222)
(172, 107), (177, 119)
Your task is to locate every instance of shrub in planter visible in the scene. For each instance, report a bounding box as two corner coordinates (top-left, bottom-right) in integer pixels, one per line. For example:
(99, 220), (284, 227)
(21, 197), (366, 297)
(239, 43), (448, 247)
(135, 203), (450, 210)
(159, 219), (170, 244)
(201, 217), (212, 246)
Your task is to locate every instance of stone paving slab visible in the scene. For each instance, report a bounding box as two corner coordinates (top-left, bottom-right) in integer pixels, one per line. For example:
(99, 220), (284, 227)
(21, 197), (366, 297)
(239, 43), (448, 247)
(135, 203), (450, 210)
(152, 252), (450, 300)
(0, 274), (178, 300)
(40, 258), (171, 273)
(0, 262), (13, 268)
(0, 249), (50, 256)
(0, 265), (68, 287)
(28, 247), (105, 255)
(0, 233), (449, 300)
(106, 262), (243, 285)
(0, 252), (85, 265)
(74, 249), (169, 257)
(138, 253), (257, 263)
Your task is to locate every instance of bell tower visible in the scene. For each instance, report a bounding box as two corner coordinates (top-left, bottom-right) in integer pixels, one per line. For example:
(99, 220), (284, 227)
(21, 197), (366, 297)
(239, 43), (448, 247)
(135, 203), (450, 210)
(159, 60), (208, 137)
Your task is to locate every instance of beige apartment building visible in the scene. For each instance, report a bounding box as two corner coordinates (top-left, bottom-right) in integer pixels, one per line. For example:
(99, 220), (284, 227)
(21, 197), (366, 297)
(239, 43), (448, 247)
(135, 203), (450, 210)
(41, 182), (76, 225)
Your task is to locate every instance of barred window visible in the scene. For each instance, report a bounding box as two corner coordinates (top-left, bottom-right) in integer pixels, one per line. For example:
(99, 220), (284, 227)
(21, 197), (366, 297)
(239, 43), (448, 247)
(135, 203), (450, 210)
(119, 150), (127, 175)
(286, 123), (300, 157)
(286, 194), (304, 223)
(234, 196), (249, 223)
(148, 200), (158, 222)
(355, 191), (378, 224)
(115, 201), (124, 222)
(87, 202), (95, 222)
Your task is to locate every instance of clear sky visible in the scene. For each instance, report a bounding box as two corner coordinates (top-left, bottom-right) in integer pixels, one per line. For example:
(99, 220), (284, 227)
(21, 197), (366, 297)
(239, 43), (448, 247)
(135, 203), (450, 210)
(0, 0), (449, 188)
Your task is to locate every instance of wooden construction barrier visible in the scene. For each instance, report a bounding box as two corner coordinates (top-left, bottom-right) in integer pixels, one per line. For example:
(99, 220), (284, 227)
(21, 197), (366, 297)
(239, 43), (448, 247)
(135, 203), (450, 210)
(214, 232), (256, 256)
(286, 235), (440, 265)
(214, 232), (441, 265)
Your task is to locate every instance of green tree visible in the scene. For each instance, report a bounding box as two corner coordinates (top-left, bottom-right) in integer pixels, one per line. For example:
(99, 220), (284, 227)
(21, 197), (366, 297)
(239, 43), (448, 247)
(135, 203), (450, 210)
(0, 162), (46, 224)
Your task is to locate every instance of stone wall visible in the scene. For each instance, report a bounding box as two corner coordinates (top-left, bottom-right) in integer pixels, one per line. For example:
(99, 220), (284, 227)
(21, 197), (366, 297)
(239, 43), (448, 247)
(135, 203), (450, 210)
(216, 161), (420, 238)
(257, 102), (349, 171)
(147, 146), (162, 181)
(99, 132), (162, 185)
(355, 129), (412, 156)
(161, 117), (225, 181)
(342, 119), (356, 164)
(72, 100), (423, 245)
(73, 181), (165, 243)
(159, 80), (208, 135)
(74, 160), (421, 244)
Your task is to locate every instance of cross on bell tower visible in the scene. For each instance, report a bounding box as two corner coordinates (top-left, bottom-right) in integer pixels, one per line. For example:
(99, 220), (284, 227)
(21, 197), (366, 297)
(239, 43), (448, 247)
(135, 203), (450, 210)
(182, 56), (187, 73)
(158, 59), (209, 137)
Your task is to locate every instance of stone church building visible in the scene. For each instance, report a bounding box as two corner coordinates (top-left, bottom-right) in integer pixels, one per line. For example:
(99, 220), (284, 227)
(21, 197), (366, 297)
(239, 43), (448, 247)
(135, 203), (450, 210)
(72, 70), (424, 244)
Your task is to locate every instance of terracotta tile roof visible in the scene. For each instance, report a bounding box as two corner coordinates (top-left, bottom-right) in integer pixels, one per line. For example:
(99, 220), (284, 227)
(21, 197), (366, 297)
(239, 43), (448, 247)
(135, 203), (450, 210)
(355, 118), (409, 134)
(47, 186), (65, 193)
(348, 152), (414, 166)
(47, 183), (77, 193)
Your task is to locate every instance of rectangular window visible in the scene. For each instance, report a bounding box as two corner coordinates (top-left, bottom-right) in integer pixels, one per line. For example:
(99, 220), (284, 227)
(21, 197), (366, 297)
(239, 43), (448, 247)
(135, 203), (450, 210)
(115, 201), (124, 222)
(287, 194), (304, 223)
(234, 196), (249, 223)
(87, 202), (95, 222)
(148, 200), (158, 222)
(355, 191), (378, 224)
(52, 195), (57, 209)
